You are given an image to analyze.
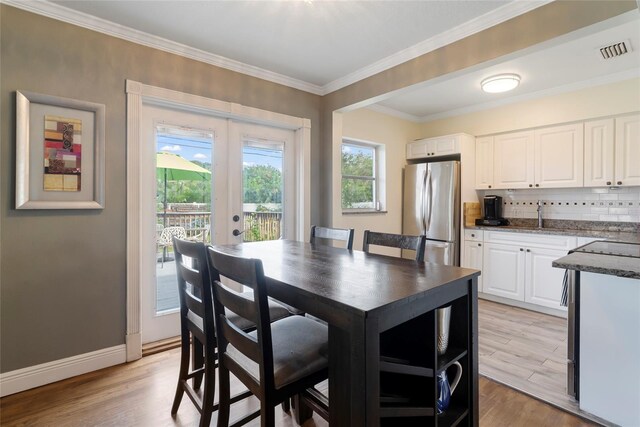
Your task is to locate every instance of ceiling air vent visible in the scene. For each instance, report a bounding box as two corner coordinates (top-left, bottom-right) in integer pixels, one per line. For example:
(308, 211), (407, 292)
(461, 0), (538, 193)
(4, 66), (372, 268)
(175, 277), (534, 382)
(599, 40), (632, 59)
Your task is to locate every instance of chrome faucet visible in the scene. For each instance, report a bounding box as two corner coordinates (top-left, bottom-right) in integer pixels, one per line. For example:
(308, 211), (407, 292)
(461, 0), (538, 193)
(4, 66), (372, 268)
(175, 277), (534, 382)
(537, 200), (543, 228)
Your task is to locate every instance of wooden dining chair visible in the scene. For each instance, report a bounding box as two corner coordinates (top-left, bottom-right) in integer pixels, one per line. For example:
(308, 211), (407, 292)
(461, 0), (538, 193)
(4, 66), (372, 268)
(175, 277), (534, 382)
(206, 247), (329, 427)
(170, 238), (292, 427)
(310, 225), (355, 250)
(362, 230), (427, 262)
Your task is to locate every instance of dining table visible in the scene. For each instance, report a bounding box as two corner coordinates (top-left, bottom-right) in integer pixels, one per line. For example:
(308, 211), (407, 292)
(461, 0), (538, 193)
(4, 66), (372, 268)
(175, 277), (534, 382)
(211, 239), (480, 427)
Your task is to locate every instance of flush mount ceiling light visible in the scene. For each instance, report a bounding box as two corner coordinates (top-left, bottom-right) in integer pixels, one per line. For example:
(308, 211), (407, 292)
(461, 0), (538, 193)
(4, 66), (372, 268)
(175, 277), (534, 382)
(481, 74), (521, 93)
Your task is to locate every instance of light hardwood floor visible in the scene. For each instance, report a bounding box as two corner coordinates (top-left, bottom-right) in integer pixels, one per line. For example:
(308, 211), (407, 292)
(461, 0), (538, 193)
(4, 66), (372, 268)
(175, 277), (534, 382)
(0, 346), (596, 426)
(478, 299), (608, 426)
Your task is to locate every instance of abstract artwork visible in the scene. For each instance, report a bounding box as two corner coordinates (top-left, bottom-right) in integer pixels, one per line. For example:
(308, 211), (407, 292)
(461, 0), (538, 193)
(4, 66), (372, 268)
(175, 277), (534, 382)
(16, 91), (104, 209)
(43, 115), (82, 191)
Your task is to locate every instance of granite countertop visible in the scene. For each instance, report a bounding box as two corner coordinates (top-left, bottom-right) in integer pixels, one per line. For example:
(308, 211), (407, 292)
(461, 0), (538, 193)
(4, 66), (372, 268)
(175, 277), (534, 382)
(553, 250), (640, 280)
(467, 218), (639, 243)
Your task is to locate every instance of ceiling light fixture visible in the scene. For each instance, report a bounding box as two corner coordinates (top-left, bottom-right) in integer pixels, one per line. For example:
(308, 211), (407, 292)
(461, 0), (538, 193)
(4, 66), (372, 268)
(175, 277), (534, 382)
(481, 74), (521, 93)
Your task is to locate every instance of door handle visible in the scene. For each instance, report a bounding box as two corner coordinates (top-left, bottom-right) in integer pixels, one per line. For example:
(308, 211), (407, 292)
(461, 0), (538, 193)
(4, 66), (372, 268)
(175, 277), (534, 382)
(421, 169), (428, 233)
(425, 169), (433, 232)
(232, 229), (246, 237)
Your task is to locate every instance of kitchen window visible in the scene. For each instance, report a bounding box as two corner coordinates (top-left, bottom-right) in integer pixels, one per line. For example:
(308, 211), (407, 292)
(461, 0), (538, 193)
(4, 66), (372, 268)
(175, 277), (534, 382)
(341, 139), (383, 212)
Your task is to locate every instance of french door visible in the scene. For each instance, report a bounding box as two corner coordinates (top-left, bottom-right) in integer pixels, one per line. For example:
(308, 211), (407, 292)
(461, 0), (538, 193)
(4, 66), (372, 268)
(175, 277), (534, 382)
(140, 106), (296, 344)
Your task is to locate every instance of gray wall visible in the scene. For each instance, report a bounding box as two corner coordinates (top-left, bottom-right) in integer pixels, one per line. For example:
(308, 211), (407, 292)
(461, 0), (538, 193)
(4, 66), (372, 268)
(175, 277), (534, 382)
(0, 5), (321, 372)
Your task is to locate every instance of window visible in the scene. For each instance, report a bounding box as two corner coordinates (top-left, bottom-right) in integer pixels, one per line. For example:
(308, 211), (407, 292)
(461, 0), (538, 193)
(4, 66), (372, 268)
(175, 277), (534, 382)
(341, 139), (381, 211)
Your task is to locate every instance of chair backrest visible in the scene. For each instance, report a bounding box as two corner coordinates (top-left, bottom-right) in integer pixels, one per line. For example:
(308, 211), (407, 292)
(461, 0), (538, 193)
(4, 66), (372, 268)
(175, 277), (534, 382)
(310, 225), (355, 250)
(161, 226), (187, 244)
(362, 230), (426, 262)
(206, 247), (276, 392)
(172, 237), (214, 345)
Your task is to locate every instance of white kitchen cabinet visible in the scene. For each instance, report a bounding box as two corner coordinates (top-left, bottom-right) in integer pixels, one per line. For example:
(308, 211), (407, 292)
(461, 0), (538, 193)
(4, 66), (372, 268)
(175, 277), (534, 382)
(492, 131), (534, 189)
(584, 118), (615, 187)
(462, 240), (484, 292)
(614, 113), (640, 186)
(482, 242), (525, 301)
(534, 123), (584, 188)
(524, 247), (568, 309)
(406, 133), (471, 159)
(480, 231), (574, 311)
(474, 136), (494, 189)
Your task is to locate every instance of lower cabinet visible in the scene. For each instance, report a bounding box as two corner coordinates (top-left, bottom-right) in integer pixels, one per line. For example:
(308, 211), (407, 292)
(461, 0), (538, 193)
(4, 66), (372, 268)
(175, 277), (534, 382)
(462, 240), (484, 292)
(467, 229), (575, 312)
(482, 242), (525, 301)
(524, 247), (568, 309)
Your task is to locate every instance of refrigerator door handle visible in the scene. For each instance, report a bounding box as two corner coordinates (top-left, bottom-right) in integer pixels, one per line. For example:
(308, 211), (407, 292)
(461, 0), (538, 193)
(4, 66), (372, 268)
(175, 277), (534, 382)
(425, 169), (433, 233)
(421, 169), (428, 234)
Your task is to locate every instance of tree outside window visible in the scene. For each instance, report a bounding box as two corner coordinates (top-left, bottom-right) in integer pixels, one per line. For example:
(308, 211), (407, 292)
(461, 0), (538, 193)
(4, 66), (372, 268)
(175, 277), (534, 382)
(341, 140), (378, 210)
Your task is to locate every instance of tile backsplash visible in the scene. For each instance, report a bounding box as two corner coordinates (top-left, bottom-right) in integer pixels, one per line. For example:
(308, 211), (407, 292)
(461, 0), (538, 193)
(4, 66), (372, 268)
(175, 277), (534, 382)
(480, 187), (640, 223)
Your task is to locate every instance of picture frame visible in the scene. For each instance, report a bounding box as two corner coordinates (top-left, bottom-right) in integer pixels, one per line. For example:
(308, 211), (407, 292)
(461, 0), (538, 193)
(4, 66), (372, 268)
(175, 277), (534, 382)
(16, 90), (105, 209)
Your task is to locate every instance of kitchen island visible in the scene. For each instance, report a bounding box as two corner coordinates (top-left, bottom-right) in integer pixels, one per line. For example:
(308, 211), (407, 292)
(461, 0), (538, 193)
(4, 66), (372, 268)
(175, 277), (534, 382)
(553, 242), (640, 427)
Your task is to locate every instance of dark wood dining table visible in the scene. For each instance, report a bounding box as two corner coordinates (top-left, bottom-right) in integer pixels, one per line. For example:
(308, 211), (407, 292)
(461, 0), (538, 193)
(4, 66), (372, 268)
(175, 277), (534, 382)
(211, 239), (480, 427)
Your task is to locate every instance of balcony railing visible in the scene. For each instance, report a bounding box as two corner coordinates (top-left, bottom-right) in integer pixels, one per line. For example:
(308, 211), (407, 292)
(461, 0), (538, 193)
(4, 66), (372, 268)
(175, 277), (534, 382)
(156, 211), (282, 242)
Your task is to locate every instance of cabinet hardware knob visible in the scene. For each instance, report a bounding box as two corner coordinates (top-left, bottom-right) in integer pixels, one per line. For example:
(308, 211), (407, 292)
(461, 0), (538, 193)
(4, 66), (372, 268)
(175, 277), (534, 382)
(520, 248), (524, 251)
(606, 181), (612, 186)
(478, 243), (482, 247)
(529, 184), (533, 188)
(617, 181), (622, 185)
(488, 185), (492, 189)
(535, 184), (540, 187)
(526, 249), (531, 252)
(471, 233), (475, 237)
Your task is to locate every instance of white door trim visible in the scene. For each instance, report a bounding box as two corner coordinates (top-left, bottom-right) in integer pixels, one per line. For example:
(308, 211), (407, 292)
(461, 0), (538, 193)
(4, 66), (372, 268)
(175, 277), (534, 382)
(125, 80), (310, 361)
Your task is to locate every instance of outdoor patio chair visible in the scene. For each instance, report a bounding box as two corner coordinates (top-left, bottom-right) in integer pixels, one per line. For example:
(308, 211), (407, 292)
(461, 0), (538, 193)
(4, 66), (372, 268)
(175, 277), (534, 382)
(157, 226), (187, 267)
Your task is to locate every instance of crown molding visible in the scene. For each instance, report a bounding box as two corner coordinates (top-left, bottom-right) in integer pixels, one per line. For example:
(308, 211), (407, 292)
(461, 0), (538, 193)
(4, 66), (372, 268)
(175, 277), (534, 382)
(2, 0), (324, 95)
(4, 0), (551, 97)
(419, 69), (640, 123)
(322, 0), (554, 95)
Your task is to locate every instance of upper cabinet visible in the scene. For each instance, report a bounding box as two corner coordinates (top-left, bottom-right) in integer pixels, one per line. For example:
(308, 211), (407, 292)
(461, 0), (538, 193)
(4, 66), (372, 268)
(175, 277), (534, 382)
(475, 114), (640, 190)
(493, 131), (534, 189)
(474, 136), (494, 189)
(534, 123), (584, 188)
(584, 114), (640, 187)
(407, 134), (462, 159)
(614, 114), (640, 186)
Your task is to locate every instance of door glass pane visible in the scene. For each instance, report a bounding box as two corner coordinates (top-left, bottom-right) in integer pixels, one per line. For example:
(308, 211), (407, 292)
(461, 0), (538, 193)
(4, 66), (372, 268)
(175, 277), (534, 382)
(155, 127), (212, 313)
(242, 140), (283, 242)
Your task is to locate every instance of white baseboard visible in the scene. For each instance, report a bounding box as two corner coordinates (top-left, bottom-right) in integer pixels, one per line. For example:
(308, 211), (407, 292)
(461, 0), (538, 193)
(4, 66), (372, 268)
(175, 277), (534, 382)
(479, 293), (568, 319)
(126, 333), (142, 362)
(0, 345), (126, 397)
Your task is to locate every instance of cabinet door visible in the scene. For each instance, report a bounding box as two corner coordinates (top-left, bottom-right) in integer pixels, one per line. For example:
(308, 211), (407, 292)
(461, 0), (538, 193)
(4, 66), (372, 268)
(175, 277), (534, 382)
(524, 247), (568, 310)
(406, 139), (432, 159)
(482, 242), (525, 301)
(493, 131), (534, 189)
(584, 119), (615, 187)
(433, 135), (459, 156)
(534, 124), (584, 188)
(614, 114), (640, 186)
(475, 136), (494, 189)
(463, 240), (484, 292)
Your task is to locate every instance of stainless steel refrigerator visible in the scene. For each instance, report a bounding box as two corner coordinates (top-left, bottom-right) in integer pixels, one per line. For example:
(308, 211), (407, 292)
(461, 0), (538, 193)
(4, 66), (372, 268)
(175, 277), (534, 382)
(402, 161), (460, 265)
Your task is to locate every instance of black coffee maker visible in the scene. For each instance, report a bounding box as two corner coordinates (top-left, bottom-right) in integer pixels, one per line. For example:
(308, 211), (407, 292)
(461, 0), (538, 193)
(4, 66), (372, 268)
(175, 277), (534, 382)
(475, 195), (508, 226)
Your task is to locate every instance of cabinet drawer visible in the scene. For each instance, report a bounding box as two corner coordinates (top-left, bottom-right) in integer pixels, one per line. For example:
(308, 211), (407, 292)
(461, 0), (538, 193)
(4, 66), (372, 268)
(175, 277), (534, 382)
(484, 231), (577, 250)
(464, 229), (484, 242)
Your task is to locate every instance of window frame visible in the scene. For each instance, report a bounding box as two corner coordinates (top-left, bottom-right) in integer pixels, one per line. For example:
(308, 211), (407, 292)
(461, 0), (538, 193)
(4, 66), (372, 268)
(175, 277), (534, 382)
(340, 138), (382, 213)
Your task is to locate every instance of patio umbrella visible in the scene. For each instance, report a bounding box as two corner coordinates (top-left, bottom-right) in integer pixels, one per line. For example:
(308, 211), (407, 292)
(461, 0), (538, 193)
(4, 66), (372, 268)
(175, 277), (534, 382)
(156, 152), (211, 226)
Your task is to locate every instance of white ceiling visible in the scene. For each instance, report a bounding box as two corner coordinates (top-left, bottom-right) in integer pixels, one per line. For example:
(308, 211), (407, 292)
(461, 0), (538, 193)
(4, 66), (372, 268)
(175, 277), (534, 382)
(10, 0), (640, 120)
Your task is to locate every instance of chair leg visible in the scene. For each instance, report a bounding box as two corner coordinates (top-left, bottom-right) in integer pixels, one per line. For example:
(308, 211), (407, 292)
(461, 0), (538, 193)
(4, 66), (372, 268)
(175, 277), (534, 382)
(216, 365), (231, 427)
(199, 357), (216, 427)
(292, 394), (313, 425)
(192, 338), (204, 391)
(281, 398), (291, 413)
(260, 404), (276, 427)
(171, 333), (191, 415)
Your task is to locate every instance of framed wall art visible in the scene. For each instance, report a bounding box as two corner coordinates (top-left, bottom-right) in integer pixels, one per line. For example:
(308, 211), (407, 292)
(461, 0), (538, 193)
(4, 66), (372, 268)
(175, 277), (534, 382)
(16, 91), (105, 209)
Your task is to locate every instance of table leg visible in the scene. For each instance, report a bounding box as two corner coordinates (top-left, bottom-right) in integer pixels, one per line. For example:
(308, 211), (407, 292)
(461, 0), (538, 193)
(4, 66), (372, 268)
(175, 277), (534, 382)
(328, 316), (380, 427)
